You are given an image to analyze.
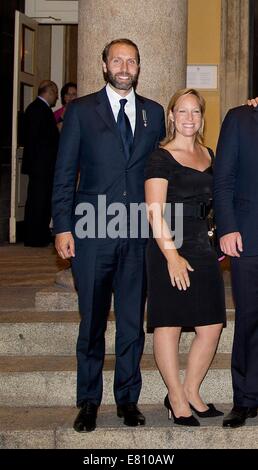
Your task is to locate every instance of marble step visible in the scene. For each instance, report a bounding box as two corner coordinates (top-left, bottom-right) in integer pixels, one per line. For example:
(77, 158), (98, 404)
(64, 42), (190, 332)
(0, 287), (40, 311)
(35, 285), (234, 311)
(0, 354), (233, 406)
(0, 244), (69, 287)
(0, 310), (235, 356)
(1, 404), (257, 449)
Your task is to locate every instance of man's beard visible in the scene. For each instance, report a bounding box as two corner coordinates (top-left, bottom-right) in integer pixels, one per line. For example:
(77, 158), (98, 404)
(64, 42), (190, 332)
(105, 68), (139, 91)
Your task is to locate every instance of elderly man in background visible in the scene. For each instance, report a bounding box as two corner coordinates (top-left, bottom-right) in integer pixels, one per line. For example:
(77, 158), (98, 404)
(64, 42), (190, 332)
(22, 80), (59, 247)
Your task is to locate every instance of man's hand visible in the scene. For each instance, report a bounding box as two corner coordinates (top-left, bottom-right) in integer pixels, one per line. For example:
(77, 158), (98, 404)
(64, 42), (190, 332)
(55, 232), (75, 259)
(220, 232), (243, 257)
(247, 97), (258, 107)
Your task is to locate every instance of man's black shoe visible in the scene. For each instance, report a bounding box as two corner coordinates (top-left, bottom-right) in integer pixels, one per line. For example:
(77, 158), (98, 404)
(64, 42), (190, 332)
(223, 405), (257, 428)
(73, 402), (98, 432)
(117, 403), (146, 426)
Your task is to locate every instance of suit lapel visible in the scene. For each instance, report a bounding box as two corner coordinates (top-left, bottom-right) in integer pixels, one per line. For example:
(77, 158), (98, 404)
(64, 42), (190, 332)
(95, 87), (122, 141)
(131, 94), (146, 157)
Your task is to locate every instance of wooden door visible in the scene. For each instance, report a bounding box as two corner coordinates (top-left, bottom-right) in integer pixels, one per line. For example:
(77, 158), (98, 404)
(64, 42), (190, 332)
(10, 11), (38, 242)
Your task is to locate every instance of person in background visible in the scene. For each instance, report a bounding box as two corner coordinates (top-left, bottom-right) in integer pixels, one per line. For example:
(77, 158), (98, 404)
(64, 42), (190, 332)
(22, 80), (59, 247)
(54, 82), (77, 131)
(214, 100), (258, 428)
(144, 88), (226, 426)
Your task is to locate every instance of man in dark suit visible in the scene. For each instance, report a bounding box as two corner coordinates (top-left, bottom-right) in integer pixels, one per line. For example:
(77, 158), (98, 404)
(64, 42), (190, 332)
(22, 80), (59, 246)
(52, 38), (165, 432)
(214, 105), (258, 427)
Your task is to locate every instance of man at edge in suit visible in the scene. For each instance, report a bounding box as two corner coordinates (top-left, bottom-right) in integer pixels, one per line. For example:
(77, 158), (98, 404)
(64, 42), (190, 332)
(214, 104), (258, 427)
(52, 39), (165, 432)
(22, 80), (59, 246)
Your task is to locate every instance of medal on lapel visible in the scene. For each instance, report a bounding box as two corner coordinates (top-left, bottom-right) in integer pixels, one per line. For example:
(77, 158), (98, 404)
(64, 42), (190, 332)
(142, 109), (147, 127)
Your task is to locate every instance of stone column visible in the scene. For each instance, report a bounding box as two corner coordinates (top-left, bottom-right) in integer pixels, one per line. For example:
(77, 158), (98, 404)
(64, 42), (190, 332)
(220, 0), (249, 120)
(77, 0), (188, 111)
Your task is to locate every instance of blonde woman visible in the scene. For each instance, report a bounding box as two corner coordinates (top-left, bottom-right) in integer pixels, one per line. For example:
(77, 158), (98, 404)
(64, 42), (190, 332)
(144, 89), (226, 426)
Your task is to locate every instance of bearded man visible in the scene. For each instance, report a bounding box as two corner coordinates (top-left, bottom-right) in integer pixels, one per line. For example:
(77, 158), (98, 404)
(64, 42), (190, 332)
(52, 38), (165, 432)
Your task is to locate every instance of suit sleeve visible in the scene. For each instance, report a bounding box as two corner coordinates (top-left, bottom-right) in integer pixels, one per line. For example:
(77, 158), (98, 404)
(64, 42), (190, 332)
(52, 102), (80, 234)
(213, 109), (239, 238)
(23, 103), (59, 176)
(22, 106), (43, 175)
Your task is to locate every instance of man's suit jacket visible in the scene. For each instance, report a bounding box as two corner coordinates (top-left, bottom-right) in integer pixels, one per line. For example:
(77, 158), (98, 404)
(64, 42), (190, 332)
(22, 97), (59, 177)
(52, 87), (165, 236)
(214, 105), (258, 256)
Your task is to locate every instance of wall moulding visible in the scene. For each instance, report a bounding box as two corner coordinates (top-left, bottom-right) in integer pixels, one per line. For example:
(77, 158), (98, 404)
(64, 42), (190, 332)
(220, 0), (249, 120)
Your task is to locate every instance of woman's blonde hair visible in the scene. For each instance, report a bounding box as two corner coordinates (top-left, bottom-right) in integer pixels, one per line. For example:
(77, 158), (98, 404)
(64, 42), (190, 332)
(160, 88), (206, 146)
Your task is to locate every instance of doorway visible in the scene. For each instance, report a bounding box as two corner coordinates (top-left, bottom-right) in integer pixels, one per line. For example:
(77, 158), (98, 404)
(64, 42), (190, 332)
(10, 11), (78, 243)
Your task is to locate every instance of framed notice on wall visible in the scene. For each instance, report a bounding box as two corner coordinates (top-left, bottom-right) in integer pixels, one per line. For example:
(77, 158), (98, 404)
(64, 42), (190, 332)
(186, 65), (218, 90)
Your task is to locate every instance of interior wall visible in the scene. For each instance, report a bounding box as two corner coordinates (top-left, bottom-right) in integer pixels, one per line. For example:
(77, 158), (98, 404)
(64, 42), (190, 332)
(51, 25), (65, 111)
(65, 25), (78, 83)
(50, 25), (78, 111)
(25, 0), (78, 23)
(187, 0), (221, 151)
(37, 25), (51, 86)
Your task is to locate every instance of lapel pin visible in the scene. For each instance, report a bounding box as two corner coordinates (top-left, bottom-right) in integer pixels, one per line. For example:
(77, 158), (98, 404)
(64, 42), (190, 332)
(142, 109), (148, 127)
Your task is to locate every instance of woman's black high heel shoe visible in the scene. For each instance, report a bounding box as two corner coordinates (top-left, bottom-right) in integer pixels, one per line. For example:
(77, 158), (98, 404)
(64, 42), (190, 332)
(189, 403), (224, 418)
(164, 395), (200, 426)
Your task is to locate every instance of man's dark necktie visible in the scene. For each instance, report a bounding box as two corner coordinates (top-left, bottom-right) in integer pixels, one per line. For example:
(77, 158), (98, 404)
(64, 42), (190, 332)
(117, 98), (133, 160)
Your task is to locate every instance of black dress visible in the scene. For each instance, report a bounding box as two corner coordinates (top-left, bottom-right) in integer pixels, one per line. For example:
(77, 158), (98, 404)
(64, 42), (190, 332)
(144, 147), (226, 329)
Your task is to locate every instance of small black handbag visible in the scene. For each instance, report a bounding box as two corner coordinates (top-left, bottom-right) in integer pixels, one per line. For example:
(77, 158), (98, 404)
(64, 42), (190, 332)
(207, 208), (225, 260)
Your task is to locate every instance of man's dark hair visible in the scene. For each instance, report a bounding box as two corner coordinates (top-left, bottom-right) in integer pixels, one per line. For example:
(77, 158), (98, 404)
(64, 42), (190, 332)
(61, 82), (77, 105)
(102, 38), (140, 65)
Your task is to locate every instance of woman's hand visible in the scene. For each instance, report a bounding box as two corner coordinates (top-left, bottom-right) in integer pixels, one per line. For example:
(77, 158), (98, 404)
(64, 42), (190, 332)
(167, 255), (194, 291)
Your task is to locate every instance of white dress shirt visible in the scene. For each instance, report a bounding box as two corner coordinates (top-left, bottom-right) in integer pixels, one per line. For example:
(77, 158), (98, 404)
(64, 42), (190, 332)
(106, 83), (136, 134)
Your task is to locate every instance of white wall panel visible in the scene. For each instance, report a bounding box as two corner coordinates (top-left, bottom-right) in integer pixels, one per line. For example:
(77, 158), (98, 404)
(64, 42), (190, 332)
(25, 0), (78, 24)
